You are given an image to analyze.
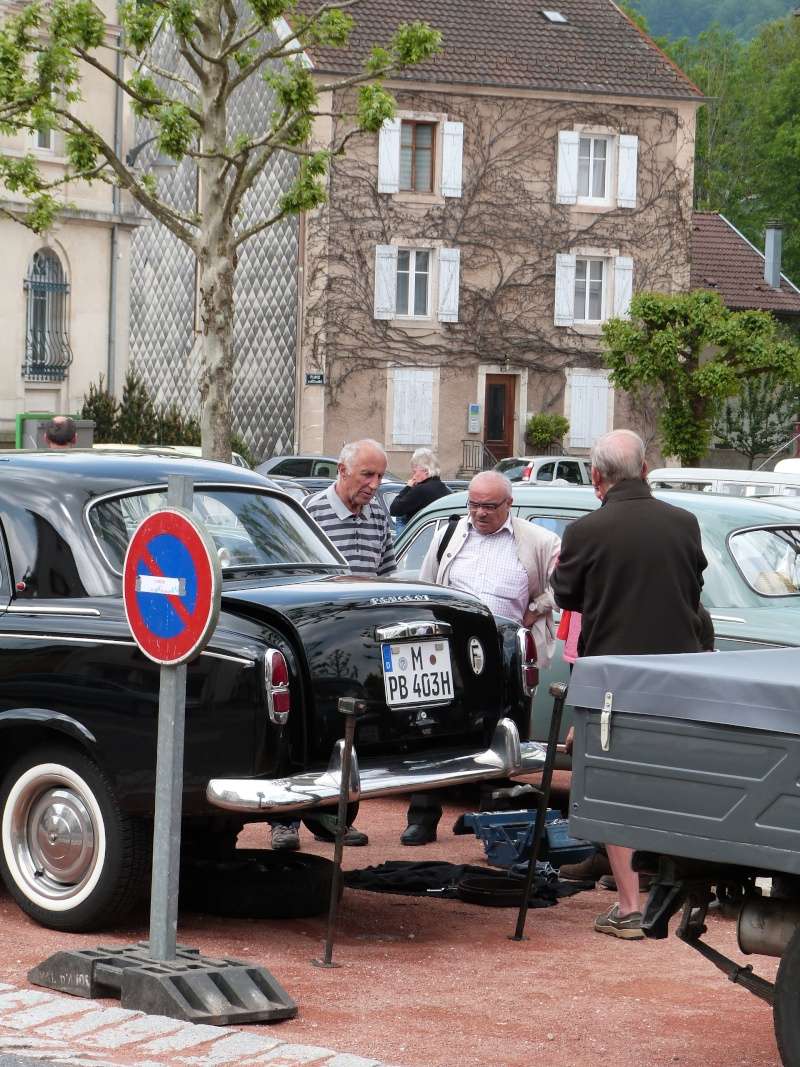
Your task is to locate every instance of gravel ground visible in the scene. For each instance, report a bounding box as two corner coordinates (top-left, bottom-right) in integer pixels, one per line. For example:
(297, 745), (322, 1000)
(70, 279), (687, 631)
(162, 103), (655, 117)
(0, 793), (781, 1067)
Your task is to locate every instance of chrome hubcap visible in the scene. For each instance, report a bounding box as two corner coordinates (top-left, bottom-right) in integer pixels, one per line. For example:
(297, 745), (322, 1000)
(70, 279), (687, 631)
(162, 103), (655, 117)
(28, 788), (95, 884)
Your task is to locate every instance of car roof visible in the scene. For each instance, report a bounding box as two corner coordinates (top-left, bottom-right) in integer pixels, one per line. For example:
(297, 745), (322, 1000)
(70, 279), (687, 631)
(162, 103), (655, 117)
(406, 482), (800, 529)
(0, 448), (269, 492)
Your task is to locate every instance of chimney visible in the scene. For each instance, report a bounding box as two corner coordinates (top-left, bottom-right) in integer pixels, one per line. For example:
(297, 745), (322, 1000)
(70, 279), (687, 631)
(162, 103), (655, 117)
(764, 222), (784, 289)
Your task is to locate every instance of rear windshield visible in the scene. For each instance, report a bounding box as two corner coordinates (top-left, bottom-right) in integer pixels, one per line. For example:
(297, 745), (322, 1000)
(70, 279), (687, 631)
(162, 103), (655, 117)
(89, 487), (343, 574)
(729, 526), (800, 597)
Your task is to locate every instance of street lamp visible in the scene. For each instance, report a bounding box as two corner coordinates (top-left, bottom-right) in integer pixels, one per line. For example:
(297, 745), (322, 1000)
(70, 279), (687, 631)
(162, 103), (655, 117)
(125, 135), (177, 178)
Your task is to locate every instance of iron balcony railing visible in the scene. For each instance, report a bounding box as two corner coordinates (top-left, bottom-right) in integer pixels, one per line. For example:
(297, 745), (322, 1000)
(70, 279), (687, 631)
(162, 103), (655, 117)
(22, 250), (74, 382)
(462, 439), (499, 472)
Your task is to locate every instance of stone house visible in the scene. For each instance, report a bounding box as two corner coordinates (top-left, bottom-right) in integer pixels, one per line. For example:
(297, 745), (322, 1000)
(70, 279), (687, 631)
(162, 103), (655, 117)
(0, 0), (136, 445)
(297, 0), (703, 476)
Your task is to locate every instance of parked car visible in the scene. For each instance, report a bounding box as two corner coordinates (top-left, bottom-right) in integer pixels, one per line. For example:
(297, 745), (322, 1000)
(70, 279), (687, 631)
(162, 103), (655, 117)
(493, 456), (592, 485)
(648, 466), (800, 497)
(0, 451), (542, 932)
(394, 484), (800, 740)
(257, 454), (340, 479)
(92, 444), (251, 468)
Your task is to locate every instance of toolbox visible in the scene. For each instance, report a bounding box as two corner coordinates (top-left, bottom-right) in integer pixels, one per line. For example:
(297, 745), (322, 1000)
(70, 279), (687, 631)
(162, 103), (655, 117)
(461, 809), (594, 869)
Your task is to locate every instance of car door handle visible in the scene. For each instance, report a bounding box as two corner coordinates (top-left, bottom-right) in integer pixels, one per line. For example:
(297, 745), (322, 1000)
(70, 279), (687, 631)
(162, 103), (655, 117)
(375, 621), (453, 641)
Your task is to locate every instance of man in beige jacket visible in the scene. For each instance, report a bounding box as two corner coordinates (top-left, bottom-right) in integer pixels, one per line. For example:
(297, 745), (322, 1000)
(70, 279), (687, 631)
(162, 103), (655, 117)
(400, 470), (560, 845)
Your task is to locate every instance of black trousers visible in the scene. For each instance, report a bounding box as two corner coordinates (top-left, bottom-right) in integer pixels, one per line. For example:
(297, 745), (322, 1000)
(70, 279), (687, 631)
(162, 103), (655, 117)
(406, 793), (442, 827)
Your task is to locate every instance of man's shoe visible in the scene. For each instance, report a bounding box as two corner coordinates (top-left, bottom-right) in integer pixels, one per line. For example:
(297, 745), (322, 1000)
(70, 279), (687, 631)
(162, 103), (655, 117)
(557, 851), (612, 882)
(309, 814), (369, 846)
(599, 874), (653, 892)
(594, 904), (645, 940)
(401, 823), (437, 846)
(270, 824), (300, 851)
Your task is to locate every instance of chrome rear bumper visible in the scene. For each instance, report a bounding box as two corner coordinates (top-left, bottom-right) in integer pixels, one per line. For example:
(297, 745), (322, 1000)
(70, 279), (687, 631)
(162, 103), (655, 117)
(206, 717), (546, 814)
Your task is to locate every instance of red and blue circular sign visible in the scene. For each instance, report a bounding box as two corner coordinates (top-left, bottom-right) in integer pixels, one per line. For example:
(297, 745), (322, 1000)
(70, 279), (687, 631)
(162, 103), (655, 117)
(123, 507), (221, 666)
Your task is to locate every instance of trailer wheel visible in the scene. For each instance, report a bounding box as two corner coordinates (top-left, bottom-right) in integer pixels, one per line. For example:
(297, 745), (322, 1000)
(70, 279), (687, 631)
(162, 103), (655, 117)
(774, 923), (800, 1066)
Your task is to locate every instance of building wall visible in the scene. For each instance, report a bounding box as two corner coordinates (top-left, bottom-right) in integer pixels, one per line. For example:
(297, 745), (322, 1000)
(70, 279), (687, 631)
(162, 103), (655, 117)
(299, 82), (697, 474)
(0, 0), (134, 442)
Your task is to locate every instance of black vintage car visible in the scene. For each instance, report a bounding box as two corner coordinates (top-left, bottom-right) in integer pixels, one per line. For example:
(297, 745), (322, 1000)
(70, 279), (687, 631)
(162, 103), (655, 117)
(0, 451), (541, 931)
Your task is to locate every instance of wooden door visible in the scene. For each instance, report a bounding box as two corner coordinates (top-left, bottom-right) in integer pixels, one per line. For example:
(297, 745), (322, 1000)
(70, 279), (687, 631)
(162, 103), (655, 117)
(484, 375), (516, 461)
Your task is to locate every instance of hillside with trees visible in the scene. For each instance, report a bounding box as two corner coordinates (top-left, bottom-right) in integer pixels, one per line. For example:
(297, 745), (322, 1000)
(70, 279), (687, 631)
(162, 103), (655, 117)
(630, 0), (796, 40)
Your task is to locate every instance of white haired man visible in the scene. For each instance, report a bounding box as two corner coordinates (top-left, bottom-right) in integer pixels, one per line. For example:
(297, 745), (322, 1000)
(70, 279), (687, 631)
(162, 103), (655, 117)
(551, 429), (707, 939)
(390, 448), (451, 532)
(404, 470), (561, 845)
(271, 440), (395, 850)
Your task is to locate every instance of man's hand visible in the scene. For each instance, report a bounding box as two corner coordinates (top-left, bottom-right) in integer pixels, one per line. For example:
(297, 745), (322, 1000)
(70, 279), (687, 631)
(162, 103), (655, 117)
(564, 726), (574, 755)
(522, 608), (538, 628)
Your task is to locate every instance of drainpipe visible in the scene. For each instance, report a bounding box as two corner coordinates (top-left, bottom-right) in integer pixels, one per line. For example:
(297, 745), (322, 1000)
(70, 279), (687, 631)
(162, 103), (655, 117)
(764, 222), (784, 290)
(107, 30), (124, 394)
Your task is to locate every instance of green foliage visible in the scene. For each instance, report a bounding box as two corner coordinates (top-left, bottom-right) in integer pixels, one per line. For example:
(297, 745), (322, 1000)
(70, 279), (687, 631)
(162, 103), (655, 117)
(603, 291), (800, 465)
(525, 413), (570, 450)
(116, 368), (159, 444)
(634, 0), (796, 40)
(278, 150), (329, 215)
(663, 14), (800, 280)
(714, 373), (800, 467)
(80, 374), (118, 442)
(156, 403), (201, 445)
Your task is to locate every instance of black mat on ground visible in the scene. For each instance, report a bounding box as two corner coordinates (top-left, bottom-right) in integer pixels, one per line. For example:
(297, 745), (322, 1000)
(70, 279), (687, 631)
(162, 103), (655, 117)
(344, 861), (594, 907)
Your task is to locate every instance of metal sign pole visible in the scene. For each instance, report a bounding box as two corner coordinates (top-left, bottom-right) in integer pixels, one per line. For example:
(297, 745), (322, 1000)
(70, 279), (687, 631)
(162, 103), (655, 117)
(149, 474), (192, 962)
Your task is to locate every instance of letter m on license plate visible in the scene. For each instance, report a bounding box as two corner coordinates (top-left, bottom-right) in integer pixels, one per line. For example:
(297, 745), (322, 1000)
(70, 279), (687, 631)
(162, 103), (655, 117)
(381, 640), (454, 707)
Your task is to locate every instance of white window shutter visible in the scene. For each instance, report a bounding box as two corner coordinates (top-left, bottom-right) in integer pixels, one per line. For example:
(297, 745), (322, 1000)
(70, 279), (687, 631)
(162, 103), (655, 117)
(556, 130), (579, 204)
(569, 372), (612, 448)
(374, 245), (398, 320)
(617, 134), (638, 208)
(378, 118), (401, 194)
(613, 255), (634, 318)
(554, 253), (576, 326)
(441, 121), (464, 197)
(437, 247), (460, 322)
(393, 368), (434, 445)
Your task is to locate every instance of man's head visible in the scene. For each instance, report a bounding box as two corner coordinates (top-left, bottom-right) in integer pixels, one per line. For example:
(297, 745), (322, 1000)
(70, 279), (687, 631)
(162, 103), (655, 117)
(467, 471), (513, 535)
(336, 438), (387, 513)
(590, 429), (647, 499)
(44, 416), (77, 449)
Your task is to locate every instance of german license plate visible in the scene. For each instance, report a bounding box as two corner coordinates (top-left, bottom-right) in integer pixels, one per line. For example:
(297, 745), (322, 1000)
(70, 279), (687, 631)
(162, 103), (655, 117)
(381, 640), (454, 706)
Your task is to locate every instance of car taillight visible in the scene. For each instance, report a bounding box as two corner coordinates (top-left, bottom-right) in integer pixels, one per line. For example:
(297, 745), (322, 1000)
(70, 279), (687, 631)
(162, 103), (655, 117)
(522, 464), (533, 481)
(516, 627), (538, 696)
(265, 649), (291, 724)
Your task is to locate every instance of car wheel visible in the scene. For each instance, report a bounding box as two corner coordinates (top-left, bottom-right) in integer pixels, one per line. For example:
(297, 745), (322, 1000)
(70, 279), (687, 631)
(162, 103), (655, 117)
(774, 923), (800, 1066)
(181, 849), (335, 919)
(0, 745), (150, 932)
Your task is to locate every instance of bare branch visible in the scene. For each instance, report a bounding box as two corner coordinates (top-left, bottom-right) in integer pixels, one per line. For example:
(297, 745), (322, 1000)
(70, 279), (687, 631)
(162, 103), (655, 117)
(234, 205), (291, 247)
(74, 45), (204, 124)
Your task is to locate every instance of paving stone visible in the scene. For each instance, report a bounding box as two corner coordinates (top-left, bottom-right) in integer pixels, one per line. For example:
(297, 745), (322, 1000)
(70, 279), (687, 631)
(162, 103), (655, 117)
(43, 1007), (138, 1039)
(2, 996), (96, 1030)
(0, 991), (54, 1013)
(138, 1021), (227, 1053)
(80, 1013), (185, 1049)
(180, 1031), (284, 1065)
(323, 1056), (384, 1067)
(255, 1045), (338, 1065)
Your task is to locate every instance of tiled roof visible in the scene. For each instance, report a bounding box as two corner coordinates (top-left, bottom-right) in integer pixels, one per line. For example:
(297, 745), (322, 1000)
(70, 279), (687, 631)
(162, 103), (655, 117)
(298, 0), (702, 100)
(691, 212), (800, 315)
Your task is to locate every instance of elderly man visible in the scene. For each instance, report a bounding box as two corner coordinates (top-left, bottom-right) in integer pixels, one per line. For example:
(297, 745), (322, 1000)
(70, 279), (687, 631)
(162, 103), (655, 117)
(269, 440), (394, 851)
(44, 416), (77, 448)
(551, 429), (707, 940)
(402, 470), (561, 845)
(306, 438), (396, 577)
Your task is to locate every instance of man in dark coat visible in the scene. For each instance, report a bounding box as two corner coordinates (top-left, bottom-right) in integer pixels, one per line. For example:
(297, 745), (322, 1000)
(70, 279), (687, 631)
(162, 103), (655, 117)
(551, 428), (707, 939)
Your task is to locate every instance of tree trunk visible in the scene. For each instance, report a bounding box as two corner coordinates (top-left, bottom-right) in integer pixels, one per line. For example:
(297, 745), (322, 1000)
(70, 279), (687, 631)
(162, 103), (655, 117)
(198, 244), (236, 462)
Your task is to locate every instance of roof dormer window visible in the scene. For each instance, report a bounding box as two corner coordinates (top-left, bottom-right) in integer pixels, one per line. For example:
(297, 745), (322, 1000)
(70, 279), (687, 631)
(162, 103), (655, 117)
(541, 9), (568, 22)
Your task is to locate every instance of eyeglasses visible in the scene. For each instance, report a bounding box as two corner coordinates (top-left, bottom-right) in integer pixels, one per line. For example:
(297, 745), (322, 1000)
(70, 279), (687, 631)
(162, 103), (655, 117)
(467, 499), (508, 512)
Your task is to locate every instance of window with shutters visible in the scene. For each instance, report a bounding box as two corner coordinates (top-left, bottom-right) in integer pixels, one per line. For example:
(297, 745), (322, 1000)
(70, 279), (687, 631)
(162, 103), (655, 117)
(396, 249), (430, 317)
(566, 369), (614, 448)
(556, 129), (638, 210)
(554, 252), (633, 327)
(374, 245), (460, 323)
(400, 121), (435, 192)
(378, 115), (463, 199)
(391, 368), (436, 446)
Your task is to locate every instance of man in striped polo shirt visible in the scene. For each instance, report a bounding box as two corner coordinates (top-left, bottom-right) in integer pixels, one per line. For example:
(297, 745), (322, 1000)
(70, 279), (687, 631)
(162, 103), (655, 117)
(305, 439), (396, 577)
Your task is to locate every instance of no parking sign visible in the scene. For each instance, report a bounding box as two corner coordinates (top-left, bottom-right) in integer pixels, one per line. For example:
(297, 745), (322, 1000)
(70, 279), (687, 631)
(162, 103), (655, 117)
(123, 507), (221, 665)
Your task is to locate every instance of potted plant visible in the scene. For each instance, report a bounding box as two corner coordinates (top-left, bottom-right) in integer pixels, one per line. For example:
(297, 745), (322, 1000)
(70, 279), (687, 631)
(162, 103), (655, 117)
(525, 413), (570, 452)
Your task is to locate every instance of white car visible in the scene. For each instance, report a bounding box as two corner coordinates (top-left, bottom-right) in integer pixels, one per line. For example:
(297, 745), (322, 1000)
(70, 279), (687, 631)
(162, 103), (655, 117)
(494, 455), (592, 485)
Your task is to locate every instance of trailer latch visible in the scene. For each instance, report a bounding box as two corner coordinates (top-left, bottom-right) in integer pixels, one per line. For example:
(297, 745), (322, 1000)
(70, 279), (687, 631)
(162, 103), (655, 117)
(600, 691), (613, 751)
